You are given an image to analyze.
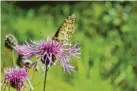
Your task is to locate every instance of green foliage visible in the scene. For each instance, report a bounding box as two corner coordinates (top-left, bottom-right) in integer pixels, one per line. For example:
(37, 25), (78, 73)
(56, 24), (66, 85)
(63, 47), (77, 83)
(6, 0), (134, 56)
(1, 1), (137, 91)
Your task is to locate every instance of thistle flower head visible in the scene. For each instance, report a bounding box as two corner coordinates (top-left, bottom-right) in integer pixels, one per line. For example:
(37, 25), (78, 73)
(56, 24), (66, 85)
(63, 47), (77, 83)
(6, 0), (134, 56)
(4, 67), (28, 91)
(15, 44), (37, 59)
(15, 37), (80, 73)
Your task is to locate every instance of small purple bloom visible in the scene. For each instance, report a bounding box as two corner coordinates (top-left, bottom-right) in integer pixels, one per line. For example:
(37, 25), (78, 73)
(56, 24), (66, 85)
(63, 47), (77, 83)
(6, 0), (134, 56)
(4, 67), (28, 91)
(15, 37), (80, 73)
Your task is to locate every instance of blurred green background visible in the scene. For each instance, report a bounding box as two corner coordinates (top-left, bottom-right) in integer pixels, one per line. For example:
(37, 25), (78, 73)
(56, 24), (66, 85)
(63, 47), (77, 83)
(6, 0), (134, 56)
(1, 1), (137, 91)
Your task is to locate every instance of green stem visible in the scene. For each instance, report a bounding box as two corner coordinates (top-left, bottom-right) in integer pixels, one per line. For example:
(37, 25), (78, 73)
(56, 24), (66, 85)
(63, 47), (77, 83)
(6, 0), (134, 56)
(8, 86), (10, 91)
(12, 50), (15, 66)
(3, 83), (7, 91)
(43, 66), (48, 91)
(26, 77), (34, 90)
(31, 62), (37, 82)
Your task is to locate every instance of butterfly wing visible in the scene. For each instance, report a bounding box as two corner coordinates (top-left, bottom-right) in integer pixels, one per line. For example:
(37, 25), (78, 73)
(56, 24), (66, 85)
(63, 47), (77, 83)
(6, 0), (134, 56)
(52, 14), (75, 42)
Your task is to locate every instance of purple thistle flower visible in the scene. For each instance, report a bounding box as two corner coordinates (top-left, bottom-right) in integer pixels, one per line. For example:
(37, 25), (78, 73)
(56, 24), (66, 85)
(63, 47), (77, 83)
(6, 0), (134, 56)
(15, 44), (37, 59)
(15, 37), (80, 73)
(4, 67), (28, 91)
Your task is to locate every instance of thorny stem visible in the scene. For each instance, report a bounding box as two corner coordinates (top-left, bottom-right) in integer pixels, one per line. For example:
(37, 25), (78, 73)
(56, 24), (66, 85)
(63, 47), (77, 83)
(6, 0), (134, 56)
(43, 66), (48, 91)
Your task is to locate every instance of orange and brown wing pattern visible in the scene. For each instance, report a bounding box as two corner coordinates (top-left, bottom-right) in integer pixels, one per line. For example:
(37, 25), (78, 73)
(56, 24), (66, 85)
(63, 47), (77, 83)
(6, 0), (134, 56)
(52, 14), (75, 42)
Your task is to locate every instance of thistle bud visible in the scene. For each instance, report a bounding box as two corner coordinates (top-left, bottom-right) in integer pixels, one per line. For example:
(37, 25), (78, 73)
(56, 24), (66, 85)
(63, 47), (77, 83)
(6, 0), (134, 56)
(5, 34), (18, 50)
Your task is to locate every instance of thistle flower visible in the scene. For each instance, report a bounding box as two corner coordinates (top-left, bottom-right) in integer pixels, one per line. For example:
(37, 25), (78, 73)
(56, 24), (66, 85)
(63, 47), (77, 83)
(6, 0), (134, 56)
(15, 44), (37, 59)
(4, 67), (28, 91)
(15, 38), (80, 73)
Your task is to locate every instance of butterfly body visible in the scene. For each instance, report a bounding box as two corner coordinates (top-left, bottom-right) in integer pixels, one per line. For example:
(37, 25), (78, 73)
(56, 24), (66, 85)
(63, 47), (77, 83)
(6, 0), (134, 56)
(52, 14), (75, 42)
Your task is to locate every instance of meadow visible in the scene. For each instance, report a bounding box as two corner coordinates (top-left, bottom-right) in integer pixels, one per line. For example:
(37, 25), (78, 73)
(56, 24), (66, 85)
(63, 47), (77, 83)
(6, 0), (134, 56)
(1, 1), (137, 91)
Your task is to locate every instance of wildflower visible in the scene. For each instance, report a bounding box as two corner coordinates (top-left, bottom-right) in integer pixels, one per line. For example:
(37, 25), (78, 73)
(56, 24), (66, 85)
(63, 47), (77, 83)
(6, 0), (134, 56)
(15, 44), (39, 71)
(4, 67), (28, 91)
(15, 44), (37, 59)
(15, 38), (80, 73)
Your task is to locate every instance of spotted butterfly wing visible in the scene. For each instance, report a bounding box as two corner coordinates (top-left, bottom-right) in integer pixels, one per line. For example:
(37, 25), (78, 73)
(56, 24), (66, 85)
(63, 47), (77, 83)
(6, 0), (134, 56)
(52, 14), (75, 42)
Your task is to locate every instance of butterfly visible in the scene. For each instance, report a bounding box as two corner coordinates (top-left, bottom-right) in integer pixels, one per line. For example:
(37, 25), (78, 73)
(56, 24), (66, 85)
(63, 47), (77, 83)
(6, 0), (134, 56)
(52, 14), (75, 42)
